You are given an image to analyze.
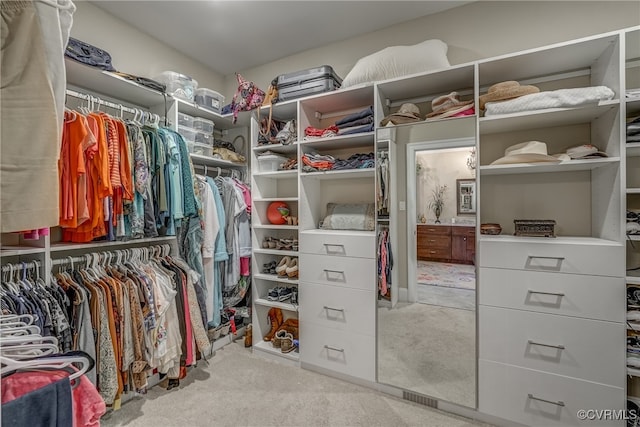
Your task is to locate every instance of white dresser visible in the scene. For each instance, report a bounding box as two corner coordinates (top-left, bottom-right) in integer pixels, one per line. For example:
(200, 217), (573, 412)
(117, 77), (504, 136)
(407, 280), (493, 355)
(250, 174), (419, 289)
(299, 229), (377, 381)
(478, 237), (626, 426)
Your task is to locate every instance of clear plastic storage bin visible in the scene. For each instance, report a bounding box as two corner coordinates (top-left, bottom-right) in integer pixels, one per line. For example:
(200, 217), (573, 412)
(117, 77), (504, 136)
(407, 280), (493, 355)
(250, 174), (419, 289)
(257, 154), (288, 172)
(187, 141), (213, 157)
(178, 125), (197, 142)
(195, 131), (213, 146)
(178, 112), (195, 128)
(192, 117), (214, 134)
(195, 88), (225, 112)
(155, 71), (198, 101)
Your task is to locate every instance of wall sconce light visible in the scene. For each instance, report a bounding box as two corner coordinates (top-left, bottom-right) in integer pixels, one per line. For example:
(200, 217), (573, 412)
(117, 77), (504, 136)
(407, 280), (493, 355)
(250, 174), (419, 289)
(466, 147), (476, 170)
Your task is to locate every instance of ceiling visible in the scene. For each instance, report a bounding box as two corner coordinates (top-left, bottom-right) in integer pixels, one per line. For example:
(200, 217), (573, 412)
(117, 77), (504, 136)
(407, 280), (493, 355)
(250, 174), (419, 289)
(91, 1), (472, 76)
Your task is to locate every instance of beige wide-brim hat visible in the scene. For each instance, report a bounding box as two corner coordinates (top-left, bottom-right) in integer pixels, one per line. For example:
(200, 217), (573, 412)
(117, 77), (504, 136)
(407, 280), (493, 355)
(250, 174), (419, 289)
(380, 103), (422, 126)
(490, 140), (561, 165)
(426, 92), (474, 118)
(479, 81), (540, 110)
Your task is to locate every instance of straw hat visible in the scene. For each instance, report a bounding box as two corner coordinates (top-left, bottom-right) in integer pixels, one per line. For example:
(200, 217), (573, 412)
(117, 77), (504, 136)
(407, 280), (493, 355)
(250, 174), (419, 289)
(479, 81), (540, 110)
(380, 103), (422, 126)
(566, 144), (608, 159)
(426, 92), (474, 118)
(490, 141), (561, 165)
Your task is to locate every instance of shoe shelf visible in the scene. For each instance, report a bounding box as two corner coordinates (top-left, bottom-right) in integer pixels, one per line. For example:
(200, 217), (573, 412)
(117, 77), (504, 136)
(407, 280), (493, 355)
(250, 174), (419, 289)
(253, 273), (299, 285)
(254, 298), (298, 312)
(628, 367), (640, 377)
(253, 248), (298, 256)
(252, 224), (299, 230)
(628, 235), (640, 241)
(253, 340), (299, 362)
(252, 170), (298, 179)
(628, 276), (640, 285)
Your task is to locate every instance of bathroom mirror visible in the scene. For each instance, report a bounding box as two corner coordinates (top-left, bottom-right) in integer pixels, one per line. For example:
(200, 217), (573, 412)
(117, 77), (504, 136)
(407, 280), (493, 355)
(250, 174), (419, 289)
(377, 129), (477, 409)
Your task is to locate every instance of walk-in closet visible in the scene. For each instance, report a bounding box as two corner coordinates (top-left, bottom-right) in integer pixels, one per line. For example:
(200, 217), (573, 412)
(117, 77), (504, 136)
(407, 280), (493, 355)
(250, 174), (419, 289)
(1, 1), (639, 426)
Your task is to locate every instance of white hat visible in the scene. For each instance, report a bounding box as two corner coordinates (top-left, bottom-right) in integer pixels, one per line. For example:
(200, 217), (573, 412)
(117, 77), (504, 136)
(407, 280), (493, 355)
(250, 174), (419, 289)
(566, 144), (608, 159)
(491, 141), (561, 165)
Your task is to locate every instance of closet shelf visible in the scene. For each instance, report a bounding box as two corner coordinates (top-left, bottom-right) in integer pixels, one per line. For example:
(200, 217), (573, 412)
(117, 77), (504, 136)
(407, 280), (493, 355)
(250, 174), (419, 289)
(299, 132), (374, 150)
(252, 225), (299, 230)
(253, 143), (298, 155)
(628, 367), (640, 377)
(0, 246), (45, 257)
(175, 98), (238, 130)
(479, 234), (623, 246)
(253, 273), (299, 285)
(479, 157), (619, 175)
(627, 96), (640, 116)
(258, 101), (297, 120)
(253, 248), (298, 256)
(628, 188), (640, 194)
(65, 59), (165, 108)
(255, 298), (298, 312)
(253, 340), (299, 362)
(627, 143), (640, 157)
(253, 197), (298, 202)
(252, 170), (298, 179)
(478, 101), (619, 134)
(627, 276), (640, 285)
(300, 168), (375, 180)
(189, 154), (245, 169)
(628, 235), (640, 241)
(50, 236), (177, 252)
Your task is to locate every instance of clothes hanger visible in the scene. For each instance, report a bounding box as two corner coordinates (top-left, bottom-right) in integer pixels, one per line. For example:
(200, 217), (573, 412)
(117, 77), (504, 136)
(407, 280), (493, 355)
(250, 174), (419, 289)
(0, 352), (91, 381)
(0, 314), (34, 325)
(1, 342), (59, 359)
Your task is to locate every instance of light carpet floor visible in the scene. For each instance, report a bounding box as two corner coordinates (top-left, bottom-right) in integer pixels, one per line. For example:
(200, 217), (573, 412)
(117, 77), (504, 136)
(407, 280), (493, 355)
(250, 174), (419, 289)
(377, 302), (476, 409)
(101, 341), (489, 427)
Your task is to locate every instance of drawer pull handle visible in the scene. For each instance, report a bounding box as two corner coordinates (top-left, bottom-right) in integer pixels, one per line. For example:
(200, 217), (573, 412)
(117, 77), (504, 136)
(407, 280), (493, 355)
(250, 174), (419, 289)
(324, 269), (345, 275)
(526, 255), (565, 271)
(528, 340), (565, 350)
(324, 345), (345, 353)
(324, 306), (345, 313)
(323, 243), (346, 255)
(529, 256), (565, 261)
(527, 394), (565, 407)
(527, 290), (565, 297)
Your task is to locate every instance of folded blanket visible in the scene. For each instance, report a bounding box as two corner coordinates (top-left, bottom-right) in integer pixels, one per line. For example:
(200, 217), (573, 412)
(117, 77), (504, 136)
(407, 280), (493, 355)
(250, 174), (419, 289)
(484, 86), (615, 116)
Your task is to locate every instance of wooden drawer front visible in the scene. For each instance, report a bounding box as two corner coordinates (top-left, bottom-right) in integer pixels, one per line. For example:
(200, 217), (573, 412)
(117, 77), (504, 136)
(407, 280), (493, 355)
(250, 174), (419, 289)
(299, 253), (375, 291)
(478, 239), (624, 277)
(418, 247), (451, 259)
(479, 267), (624, 322)
(479, 306), (624, 386)
(417, 234), (450, 250)
(451, 226), (475, 237)
(300, 282), (375, 336)
(300, 231), (375, 259)
(479, 360), (624, 427)
(418, 225), (451, 236)
(300, 322), (375, 382)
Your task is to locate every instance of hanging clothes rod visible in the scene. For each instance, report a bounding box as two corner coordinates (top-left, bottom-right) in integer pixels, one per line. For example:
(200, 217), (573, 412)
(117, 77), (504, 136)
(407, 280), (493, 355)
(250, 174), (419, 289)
(1, 261), (40, 273)
(66, 89), (137, 115)
(50, 244), (172, 267)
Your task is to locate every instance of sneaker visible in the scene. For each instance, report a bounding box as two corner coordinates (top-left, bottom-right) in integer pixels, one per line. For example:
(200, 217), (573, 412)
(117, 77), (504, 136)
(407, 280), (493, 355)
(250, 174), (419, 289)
(291, 287), (298, 305)
(278, 287), (292, 302)
(266, 287), (282, 301)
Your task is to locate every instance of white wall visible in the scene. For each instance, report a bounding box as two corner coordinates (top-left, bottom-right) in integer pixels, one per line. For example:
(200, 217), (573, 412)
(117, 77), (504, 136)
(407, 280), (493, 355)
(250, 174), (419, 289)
(225, 1), (639, 99)
(70, 1), (224, 94)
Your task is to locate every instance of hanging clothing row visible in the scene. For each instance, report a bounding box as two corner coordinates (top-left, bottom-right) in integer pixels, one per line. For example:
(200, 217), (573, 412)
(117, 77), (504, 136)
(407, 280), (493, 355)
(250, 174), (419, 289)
(1, 313), (106, 427)
(60, 95), (197, 243)
(377, 227), (393, 298)
(377, 150), (390, 217)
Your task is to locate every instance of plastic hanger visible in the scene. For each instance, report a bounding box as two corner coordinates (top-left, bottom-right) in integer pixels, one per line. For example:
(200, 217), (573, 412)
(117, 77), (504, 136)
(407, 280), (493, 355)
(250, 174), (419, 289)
(0, 353), (91, 381)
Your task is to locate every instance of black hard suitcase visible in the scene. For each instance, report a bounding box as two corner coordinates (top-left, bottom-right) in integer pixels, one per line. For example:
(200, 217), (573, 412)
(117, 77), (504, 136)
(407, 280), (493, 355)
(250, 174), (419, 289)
(276, 65), (342, 102)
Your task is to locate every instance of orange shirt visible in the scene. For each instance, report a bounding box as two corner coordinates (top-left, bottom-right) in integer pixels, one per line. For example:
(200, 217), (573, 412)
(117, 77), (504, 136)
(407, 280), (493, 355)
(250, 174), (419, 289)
(59, 111), (88, 229)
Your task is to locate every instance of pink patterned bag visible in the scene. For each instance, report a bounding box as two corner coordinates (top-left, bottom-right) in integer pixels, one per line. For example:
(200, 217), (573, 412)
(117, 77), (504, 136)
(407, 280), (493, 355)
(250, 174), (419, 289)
(231, 73), (265, 124)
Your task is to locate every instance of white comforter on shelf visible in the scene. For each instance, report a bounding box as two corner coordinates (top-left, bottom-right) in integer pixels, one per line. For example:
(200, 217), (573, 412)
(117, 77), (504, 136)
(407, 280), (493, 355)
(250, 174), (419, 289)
(484, 86), (615, 116)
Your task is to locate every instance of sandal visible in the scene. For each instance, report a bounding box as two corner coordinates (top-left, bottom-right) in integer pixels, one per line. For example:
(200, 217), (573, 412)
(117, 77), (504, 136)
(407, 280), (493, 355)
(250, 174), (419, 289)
(276, 256), (291, 276)
(281, 333), (295, 353)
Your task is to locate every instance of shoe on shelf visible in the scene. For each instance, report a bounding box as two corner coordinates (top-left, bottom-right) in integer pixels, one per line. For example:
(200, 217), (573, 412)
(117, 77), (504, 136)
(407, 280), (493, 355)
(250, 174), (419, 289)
(291, 287), (298, 305)
(263, 307), (283, 341)
(263, 237), (277, 249)
(286, 258), (298, 279)
(278, 318), (299, 340)
(273, 329), (287, 348)
(276, 256), (291, 276)
(278, 287), (293, 302)
(266, 287), (282, 301)
(262, 261), (277, 274)
(281, 333), (295, 353)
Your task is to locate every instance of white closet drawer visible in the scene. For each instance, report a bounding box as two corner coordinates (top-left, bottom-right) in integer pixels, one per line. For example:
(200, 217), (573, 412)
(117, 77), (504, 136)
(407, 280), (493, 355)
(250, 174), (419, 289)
(300, 230), (375, 259)
(299, 253), (375, 291)
(479, 267), (624, 322)
(299, 282), (375, 336)
(300, 322), (375, 382)
(478, 238), (623, 277)
(479, 360), (624, 427)
(479, 306), (625, 386)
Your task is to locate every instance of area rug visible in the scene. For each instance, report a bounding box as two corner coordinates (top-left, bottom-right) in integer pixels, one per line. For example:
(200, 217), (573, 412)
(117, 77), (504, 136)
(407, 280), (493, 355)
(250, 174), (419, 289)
(417, 260), (476, 290)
